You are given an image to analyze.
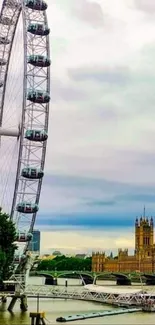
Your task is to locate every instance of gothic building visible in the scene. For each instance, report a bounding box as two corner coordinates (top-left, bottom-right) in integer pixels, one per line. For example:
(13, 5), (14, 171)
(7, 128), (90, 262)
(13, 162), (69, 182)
(92, 214), (155, 273)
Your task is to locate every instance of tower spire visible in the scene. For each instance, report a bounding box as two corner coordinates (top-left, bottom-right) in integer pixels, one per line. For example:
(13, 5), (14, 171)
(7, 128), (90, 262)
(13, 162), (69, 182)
(143, 205), (145, 218)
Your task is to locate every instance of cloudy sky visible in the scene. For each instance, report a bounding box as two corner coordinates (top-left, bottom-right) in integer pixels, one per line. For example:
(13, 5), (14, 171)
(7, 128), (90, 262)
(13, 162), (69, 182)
(33, 0), (155, 255)
(2, 0), (155, 255)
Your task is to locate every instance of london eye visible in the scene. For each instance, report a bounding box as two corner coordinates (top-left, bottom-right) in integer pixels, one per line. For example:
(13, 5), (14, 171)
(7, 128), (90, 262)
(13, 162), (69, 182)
(0, 0), (50, 270)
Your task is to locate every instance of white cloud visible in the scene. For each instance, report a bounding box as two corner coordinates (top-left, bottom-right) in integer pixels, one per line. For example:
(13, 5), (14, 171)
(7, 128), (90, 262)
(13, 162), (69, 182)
(40, 227), (135, 255)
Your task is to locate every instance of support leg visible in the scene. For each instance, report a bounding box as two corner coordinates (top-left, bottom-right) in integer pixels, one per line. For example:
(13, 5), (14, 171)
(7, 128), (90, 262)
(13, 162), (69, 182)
(8, 296), (18, 312)
(20, 294), (28, 311)
(1, 296), (7, 303)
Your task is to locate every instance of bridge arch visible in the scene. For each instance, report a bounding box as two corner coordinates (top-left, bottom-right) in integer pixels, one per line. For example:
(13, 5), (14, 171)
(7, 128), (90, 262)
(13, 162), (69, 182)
(143, 273), (155, 285)
(57, 271), (93, 285)
(36, 272), (56, 285)
(111, 273), (131, 285)
(93, 272), (131, 285)
(37, 272), (54, 278)
(94, 272), (114, 284)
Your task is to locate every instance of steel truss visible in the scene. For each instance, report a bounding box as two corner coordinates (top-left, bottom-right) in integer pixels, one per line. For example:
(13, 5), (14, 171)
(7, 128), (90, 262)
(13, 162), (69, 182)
(0, 0), (50, 263)
(0, 0), (21, 127)
(3, 279), (148, 307)
(23, 287), (152, 306)
(11, 2), (50, 236)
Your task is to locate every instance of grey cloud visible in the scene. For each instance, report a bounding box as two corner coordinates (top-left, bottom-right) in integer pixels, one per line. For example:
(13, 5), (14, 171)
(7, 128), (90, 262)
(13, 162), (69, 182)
(43, 173), (155, 194)
(135, 0), (155, 13)
(115, 147), (155, 167)
(86, 194), (155, 206)
(119, 194), (155, 203)
(135, 152), (155, 166)
(94, 105), (125, 120)
(72, 0), (104, 27)
(52, 79), (87, 102)
(86, 199), (116, 206)
(68, 66), (130, 85)
(43, 173), (126, 190)
(107, 148), (155, 168)
(37, 172), (155, 226)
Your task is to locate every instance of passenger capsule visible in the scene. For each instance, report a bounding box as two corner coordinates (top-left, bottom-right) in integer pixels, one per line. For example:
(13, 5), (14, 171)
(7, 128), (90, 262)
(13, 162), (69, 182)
(16, 202), (39, 213)
(28, 55), (51, 67)
(0, 37), (10, 44)
(25, 129), (48, 142)
(27, 90), (50, 103)
(25, 0), (47, 11)
(22, 167), (44, 179)
(16, 232), (33, 242)
(0, 59), (6, 66)
(0, 17), (13, 25)
(27, 23), (50, 36)
(0, 82), (3, 87)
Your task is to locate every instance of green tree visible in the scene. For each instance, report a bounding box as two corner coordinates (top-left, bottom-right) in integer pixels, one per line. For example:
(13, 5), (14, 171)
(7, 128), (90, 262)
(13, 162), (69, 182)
(0, 208), (17, 282)
(37, 256), (92, 272)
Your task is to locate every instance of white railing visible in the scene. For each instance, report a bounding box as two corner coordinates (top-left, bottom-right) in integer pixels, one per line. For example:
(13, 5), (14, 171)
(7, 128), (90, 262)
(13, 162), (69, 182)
(22, 285), (145, 306)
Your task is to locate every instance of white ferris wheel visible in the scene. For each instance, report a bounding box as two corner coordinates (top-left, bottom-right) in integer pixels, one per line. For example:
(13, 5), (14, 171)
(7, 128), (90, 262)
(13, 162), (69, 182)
(0, 0), (50, 265)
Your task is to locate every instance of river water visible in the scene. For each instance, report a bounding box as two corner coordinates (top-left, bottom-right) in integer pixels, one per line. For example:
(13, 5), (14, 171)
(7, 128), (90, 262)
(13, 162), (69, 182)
(0, 277), (155, 324)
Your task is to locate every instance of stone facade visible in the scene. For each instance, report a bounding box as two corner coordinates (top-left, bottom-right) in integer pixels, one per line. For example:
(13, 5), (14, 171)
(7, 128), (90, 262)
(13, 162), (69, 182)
(92, 216), (155, 273)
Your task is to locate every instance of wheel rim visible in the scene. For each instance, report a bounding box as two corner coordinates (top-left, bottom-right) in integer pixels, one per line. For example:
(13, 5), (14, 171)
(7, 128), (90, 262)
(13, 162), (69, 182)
(0, 0), (50, 259)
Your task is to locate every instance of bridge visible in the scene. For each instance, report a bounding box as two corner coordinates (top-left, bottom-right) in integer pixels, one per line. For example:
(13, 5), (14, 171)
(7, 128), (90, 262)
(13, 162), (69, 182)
(34, 270), (146, 286)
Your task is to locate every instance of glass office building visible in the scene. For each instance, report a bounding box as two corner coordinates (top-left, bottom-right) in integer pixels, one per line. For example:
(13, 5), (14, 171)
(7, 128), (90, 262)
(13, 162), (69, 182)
(28, 230), (40, 254)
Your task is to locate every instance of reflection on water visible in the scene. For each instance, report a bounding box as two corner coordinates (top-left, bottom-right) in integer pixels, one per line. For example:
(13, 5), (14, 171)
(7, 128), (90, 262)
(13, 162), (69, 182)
(0, 277), (154, 324)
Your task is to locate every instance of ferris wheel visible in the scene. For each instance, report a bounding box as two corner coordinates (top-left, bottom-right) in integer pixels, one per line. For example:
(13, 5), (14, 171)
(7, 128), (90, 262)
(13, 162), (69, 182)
(0, 0), (50, 264)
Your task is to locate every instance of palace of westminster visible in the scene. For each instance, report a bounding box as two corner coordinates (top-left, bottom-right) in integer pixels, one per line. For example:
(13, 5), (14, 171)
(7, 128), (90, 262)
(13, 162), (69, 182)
(92, 213), (155, 273)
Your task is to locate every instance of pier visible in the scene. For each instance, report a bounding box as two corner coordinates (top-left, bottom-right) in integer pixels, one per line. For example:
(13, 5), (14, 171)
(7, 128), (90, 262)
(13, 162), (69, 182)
(24, 285), (144, 306)
(0, 284), (150, 309)
(56, 307), (142, 322)
(1, 276), (155, 312)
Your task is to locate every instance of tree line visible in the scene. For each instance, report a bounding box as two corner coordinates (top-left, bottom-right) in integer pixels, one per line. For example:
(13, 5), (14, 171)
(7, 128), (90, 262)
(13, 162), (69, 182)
(0, 208), (17, 283)
(37, 255), (92, 272)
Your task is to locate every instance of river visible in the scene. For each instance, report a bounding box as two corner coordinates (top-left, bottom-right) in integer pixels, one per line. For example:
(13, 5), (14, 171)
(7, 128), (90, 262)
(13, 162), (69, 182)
(0, 276), (155, 324)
